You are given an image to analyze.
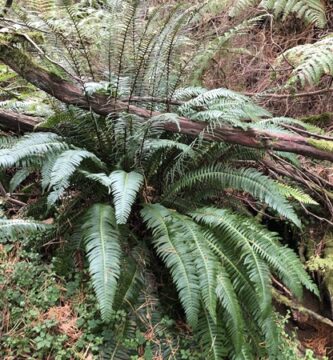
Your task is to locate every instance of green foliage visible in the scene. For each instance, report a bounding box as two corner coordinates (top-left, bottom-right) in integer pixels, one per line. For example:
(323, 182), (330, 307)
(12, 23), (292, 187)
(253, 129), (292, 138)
(1, 236), (202, 359)
(308, 138), (333, 152)
(0, 242), (104, 359)
(278, 35), (333, 88)
(164, 166), (301, 226)
(141, 204), (201, 327)
(47, 149), (106, 205)
(228, 0), (327, 28)
(80, 204), (122, 322)
(0, 218), (51, 240)
(276, 183), (318, 205)
(0, 100), (318, 357)
(0, 1), (325, 358)
(275, 312), (327, 360)
(109, 170), (144, 224)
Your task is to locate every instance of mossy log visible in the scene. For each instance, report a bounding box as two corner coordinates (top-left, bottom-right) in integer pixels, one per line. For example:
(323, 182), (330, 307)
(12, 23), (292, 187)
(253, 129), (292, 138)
(1, 32), (333, 161)
(273, 290), (333, 328)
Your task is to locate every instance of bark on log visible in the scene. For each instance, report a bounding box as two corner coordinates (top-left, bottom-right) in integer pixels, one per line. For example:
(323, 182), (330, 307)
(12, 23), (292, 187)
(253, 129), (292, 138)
(0, 109), (39, 131)
(1, 35), (333, 161)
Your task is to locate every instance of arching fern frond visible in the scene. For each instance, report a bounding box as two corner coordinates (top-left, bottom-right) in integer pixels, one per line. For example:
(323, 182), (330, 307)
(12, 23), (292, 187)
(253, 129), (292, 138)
(276, 183), (318, 205)
(173, 87), (207, 101)
(0, 132), (67, 169)
(164, 166), (301, 226)
(191, 207), (318, 297)
(141, 204), (200, 327)
(80, 203), (122, 322)
(48, 149), (105, 206)
(0, 219), (52, 240)
(109, 170), (144, 224)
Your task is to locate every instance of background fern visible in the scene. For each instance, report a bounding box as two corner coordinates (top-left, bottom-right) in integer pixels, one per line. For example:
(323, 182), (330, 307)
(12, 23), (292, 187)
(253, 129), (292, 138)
(278, 35), (333, 88)
(228, 0), (327, 28)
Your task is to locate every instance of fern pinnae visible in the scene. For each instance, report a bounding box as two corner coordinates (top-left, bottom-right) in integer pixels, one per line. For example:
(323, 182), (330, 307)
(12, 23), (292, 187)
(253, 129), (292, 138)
(215, 270), (245, 354)
(146, 5), (196, 103)
(80, 170), (112, 193)
(47, 149), (105, 206)
(229, 0), (326, 28)
(65, 5), (96, 81)
(164, 166), (301, 227)
(81, 204), (122, 322)
(0, 132), (67, 169)
(39, 17), (85, 80)
(198, 306), (228, 360)
(141, 204), (201, 327)
(278, 35), (333, 88)
(128, 4), (177, 100)
(9, 168), (32, 193)
(277, 183), (318, 205)
(114, 1), (137, 100)
(175, 214), (218, 322)
(109, 170), (143, 224)
(190, 208), (272, 315)
(0, 218), (52, 240)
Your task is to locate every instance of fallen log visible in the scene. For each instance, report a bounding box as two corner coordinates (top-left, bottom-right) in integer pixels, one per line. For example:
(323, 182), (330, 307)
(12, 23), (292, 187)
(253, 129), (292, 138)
(0, 109), (39, 131)
(1, 34), (333, 161)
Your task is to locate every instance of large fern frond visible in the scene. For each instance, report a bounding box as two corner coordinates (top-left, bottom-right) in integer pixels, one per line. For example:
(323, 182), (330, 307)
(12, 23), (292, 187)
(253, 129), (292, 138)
(141, 204), (201, 327)
(80, 203), (122, 322)
(164, 166), (301, 226)
(191, 207), (318, 297)
(110, 170), (144, 224)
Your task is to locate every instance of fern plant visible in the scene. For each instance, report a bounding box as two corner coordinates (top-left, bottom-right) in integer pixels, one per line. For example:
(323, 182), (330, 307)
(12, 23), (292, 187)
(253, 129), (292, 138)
(0, 1), (322, 358)
(0, 92), (319, 358)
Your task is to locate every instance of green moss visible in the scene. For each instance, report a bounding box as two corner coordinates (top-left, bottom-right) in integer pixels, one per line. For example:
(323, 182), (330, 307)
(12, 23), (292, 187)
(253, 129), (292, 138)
(301, 112), (333, 127)
(308, 138), (333, 152)
(0, 35), (67, 82)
